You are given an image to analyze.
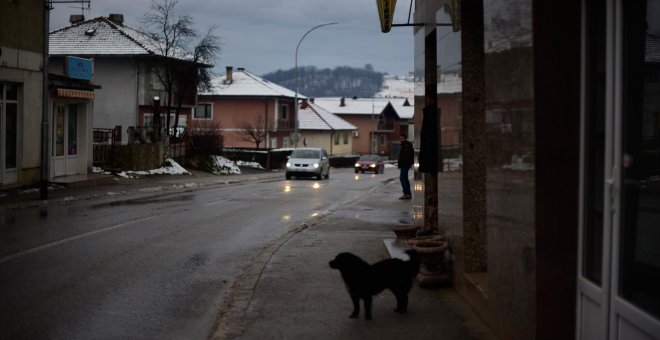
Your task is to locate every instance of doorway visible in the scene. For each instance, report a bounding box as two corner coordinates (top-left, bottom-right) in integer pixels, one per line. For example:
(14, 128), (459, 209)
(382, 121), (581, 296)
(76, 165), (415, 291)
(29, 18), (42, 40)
(577, 0), (660, 338)
(52, 103), (81, 177)
(0, 83), (18, 185)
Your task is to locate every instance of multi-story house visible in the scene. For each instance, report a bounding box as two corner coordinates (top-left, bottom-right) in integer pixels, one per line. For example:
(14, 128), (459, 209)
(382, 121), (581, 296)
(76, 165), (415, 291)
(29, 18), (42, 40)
(197, 67), (302, 149)
(49, 14), (210, 144)
(314, 97), (414, 158)
(297, 100), (356, 155)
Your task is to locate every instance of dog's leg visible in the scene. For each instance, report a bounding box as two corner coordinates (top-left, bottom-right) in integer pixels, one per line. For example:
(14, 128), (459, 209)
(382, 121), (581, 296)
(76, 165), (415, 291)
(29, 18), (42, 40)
(349, 294), (360, 318)
(364, 296), (373, 320)
(394, 292), (408, 313)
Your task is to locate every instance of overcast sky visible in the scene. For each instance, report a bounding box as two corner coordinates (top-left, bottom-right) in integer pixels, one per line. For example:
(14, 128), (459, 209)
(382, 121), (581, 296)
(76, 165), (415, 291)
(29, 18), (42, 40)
(49, 0), (415, 76)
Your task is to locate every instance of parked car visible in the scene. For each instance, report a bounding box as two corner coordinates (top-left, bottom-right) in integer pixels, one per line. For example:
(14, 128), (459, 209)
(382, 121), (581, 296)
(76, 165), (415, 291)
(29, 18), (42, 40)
(285, 148), (330, 180)
(354, 154), (385, 174)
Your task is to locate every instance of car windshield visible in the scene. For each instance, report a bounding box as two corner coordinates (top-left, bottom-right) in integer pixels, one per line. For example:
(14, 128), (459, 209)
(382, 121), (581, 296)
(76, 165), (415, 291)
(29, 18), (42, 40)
(360, 155), (379, 161)
(291, 149), (321, 159)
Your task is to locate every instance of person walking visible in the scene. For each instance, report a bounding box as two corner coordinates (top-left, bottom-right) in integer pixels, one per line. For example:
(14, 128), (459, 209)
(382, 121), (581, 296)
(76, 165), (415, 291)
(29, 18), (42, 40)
(397, 133), (414, 199)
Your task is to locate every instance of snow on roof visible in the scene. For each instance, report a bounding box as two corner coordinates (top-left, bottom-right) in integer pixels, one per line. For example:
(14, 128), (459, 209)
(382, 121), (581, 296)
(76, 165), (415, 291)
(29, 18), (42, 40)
(200, 69), (305, 99)
(298, 102), (356, 131)
(388, 98), (414, 119)
(313, 97), (391, 115)
(314, 97), (414, 120)
(49, 17), (199, 63)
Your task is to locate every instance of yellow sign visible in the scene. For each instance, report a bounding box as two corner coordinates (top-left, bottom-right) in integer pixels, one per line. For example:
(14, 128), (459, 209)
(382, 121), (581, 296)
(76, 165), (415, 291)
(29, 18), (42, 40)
(376, 0), (397, 33)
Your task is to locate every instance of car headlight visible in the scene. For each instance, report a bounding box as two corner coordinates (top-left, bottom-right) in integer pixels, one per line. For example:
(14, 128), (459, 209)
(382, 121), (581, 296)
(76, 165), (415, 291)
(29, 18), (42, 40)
(286, 162), (291, 167)
(313, 163), (319, 168)
(355, 163), (360, 167)
(369, 164), (376, 168)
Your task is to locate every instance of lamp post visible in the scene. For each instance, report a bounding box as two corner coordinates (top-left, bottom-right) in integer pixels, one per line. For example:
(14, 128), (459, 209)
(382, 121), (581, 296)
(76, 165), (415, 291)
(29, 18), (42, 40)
(293, 22), (337, 147)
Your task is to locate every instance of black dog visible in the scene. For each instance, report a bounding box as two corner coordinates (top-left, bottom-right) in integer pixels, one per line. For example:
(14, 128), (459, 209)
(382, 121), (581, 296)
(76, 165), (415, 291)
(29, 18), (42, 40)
(329, 249), (420, 320)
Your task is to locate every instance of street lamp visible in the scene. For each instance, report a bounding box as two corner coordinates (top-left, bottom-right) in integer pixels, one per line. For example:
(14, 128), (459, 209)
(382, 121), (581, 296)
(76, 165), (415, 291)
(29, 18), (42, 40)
(293, 22), (337, 147)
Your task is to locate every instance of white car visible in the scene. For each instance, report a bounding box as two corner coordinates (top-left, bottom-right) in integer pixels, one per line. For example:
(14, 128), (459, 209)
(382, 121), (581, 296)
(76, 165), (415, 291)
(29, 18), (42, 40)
(285, 148), (330, 180)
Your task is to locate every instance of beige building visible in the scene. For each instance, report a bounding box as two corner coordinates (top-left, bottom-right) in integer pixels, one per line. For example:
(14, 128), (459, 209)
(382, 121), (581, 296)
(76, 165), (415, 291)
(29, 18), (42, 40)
(0, 1), (45, 189)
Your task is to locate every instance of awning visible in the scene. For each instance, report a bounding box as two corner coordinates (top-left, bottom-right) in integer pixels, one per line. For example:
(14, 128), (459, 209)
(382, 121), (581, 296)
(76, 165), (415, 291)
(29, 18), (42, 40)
(56, 88), (96, 99)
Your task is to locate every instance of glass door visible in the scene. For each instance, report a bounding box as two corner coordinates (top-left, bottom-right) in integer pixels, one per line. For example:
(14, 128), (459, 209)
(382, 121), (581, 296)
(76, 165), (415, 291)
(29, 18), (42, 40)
(52, 103), (79, 177)
(578, 0), (660, 338)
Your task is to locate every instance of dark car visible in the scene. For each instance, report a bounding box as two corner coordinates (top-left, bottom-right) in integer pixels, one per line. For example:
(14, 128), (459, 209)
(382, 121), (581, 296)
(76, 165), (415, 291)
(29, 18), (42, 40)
(354, 155), (385, 174)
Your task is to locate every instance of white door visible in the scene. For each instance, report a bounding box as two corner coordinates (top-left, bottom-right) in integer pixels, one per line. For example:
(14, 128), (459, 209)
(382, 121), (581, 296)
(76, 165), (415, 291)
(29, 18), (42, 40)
(577, 0), (660, 339)
(52, 103), (80, 177)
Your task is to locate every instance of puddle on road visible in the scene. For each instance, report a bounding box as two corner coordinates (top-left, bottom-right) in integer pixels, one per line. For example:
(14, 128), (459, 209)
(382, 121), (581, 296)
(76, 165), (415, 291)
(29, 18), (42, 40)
(90, 194), (194, 209)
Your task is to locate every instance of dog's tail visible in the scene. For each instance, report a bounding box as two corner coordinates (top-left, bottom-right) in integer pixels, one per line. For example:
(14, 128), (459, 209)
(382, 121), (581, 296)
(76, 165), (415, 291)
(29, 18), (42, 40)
(405, 249), (421, 277)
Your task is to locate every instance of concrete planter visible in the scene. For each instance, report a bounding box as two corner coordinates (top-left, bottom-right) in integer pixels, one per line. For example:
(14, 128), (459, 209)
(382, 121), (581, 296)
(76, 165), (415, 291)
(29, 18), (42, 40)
(391, 224), (420, 239)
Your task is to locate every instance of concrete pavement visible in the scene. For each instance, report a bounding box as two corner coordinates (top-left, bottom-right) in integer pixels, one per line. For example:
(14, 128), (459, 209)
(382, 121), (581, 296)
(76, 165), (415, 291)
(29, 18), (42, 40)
(0, 168), (499, 339)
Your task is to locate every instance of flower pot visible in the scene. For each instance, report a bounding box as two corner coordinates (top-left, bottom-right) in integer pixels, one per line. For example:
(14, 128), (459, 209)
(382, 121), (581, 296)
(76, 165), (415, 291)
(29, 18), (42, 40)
(391, 224), (419, 239)
(412, 240), (449, 267)
(407, 234), (446, 247)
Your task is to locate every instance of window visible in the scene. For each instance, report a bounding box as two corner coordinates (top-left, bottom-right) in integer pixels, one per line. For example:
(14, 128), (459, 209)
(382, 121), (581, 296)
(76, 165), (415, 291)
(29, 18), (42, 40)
(343, 132), (348, 144)
(151, 68), (166, 90)
(281, 105), (288, 120)
(380, 135), (386, 145)
(334, 133), (340, 145)
(195, 103), (212, 119)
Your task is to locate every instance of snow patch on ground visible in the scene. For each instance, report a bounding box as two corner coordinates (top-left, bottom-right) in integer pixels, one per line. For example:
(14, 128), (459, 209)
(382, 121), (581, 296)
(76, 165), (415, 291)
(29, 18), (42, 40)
(236, 160), (264, 169)
(117, 158), (191, 178)
(209, 155), (241, 175)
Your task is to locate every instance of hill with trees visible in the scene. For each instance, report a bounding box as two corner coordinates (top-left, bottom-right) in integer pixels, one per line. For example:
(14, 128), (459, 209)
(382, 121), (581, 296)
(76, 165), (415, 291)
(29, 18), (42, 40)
(262, 64), (385, 98)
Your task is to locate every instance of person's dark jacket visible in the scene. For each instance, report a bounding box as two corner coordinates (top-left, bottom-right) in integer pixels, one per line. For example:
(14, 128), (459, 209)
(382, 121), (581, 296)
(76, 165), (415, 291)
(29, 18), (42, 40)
(398, 140), (414, 168)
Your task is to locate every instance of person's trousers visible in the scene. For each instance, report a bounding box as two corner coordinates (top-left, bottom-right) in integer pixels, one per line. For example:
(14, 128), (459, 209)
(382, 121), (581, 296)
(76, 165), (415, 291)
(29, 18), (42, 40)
(399, 167), (411, 195)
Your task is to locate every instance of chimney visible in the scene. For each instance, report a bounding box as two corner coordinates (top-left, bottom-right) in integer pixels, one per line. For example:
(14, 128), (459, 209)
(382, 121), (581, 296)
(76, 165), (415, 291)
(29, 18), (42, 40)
(225, 66), (233, 83)
(300, 99), (309, 110)
(340, 97), (345, 107)
(69, 15), (85, 25)
(108, 14), (124, 24)
(310, 98), (315, 103)
(237, 67), (245, 71)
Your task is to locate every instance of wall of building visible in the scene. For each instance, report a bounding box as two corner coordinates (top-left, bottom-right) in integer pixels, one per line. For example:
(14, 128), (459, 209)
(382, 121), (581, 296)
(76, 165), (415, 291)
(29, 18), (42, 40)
(93, 59), (139, 141)
(197, 97), (296, 148)
(0, 68), (43, 188)
(0, 1), (44, 53)
(337, 115), (377, 154)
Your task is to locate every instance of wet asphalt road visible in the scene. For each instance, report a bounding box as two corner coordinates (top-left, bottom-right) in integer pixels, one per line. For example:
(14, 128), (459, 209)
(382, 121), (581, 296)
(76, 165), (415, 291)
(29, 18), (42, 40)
(0, 168), (395, 339)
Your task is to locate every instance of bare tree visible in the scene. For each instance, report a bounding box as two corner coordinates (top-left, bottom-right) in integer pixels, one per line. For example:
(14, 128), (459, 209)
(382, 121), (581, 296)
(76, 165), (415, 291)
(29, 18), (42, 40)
(237, 115), (274, 149)
(141, 0), (221, 138)
(189, 120), (223, 155)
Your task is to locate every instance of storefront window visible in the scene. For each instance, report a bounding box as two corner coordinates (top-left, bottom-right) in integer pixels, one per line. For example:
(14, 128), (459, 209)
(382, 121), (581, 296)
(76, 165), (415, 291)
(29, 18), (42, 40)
(620, 0), (660, 318)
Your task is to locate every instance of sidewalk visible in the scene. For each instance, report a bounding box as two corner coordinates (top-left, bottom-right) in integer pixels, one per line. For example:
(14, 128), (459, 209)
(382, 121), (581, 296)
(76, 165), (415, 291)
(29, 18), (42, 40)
(209, 177), (500, 340)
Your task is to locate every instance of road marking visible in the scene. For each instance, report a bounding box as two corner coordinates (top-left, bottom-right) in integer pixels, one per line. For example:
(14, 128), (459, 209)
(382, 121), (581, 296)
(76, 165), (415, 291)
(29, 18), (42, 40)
(0, 215), (157, 264)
